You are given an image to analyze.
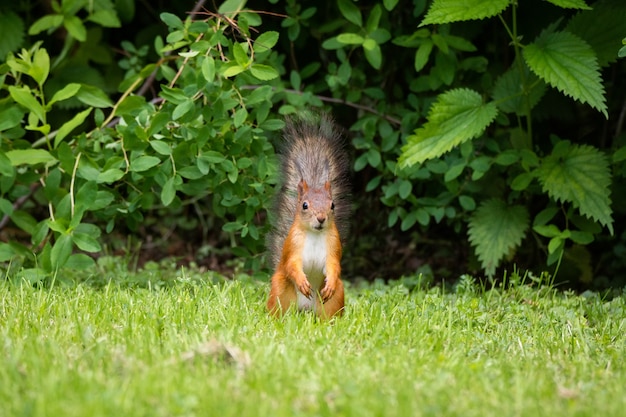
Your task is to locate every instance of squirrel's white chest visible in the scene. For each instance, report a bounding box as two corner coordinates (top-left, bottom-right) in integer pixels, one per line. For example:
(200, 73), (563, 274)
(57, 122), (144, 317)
(297, 232), (327, 310)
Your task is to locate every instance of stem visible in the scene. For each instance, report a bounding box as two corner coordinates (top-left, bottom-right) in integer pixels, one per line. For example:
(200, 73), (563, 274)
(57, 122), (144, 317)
(499, 4), (533, 146)
(99, 76), (144, 129)
(70, 152), (81, 218)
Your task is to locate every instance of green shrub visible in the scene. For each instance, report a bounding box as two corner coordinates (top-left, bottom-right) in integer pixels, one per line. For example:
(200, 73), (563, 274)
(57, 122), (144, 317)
(1, 0), (625, 285)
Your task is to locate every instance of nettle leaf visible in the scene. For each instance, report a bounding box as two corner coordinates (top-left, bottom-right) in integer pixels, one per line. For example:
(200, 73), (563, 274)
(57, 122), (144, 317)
(468, 198), (530, 277)
(399, 88), (498, 167)
(0, 11), (25, 58)
(566, 0), (626, 67)
(492, 62), (546, 115)
(544, 0), (590, 10)
(536, 142), (613, 234)
(523, 30), (607, 117)
(421, 0), (510, 26)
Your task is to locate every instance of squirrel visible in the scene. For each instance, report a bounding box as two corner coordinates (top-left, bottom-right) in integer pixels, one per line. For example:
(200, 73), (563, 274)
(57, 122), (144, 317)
(266, 115), (351, 319)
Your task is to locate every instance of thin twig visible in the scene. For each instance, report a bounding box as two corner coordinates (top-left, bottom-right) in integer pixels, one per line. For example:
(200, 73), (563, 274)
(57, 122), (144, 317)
(240, 85), (403, 126)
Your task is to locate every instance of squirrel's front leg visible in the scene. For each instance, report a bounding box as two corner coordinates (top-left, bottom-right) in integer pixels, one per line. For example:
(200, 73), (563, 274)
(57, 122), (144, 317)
(320, 262), (341, 302)
(285, 260), (312, 298)
(320, 232), (342, 302)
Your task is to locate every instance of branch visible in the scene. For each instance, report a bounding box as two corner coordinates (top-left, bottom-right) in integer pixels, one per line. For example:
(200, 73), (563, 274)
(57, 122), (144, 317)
(240, 85), (403, 126)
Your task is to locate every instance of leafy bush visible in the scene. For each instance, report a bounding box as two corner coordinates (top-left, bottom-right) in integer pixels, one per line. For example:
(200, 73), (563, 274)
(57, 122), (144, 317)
(1, 0), (625, 285)
(0, 0), (295, 279)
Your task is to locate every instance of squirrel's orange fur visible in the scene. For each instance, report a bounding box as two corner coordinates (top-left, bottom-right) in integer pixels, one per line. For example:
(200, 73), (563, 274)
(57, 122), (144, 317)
(266, 116), (350, 319)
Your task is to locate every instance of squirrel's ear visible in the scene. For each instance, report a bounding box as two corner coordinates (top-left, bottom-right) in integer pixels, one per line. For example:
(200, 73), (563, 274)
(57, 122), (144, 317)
(324, 181), (332, 193)
(297, 179), (308, 196)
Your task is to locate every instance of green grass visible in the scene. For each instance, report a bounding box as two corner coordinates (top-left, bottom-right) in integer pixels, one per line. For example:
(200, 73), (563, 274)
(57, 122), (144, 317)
(1, 264), (625, 417)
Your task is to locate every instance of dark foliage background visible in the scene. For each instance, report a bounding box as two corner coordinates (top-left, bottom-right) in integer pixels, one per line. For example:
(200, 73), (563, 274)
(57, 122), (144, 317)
(0, 0), (625, 288)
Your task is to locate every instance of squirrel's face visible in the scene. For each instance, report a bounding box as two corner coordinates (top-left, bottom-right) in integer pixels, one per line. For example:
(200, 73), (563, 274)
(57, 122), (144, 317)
(297, 180), (335, 232)
(300, 196), (335, 231)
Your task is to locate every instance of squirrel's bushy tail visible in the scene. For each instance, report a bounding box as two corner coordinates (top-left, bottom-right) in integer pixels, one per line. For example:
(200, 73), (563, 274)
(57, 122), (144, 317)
(268, 114), (351, 268)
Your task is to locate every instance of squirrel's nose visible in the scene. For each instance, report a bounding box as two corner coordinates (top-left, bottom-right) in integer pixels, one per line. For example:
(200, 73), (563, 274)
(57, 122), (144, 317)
(316, 216), (326, 225)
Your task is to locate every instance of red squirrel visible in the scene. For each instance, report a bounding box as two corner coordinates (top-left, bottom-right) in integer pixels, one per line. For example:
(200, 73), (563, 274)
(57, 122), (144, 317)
(266, 115), (350, 319)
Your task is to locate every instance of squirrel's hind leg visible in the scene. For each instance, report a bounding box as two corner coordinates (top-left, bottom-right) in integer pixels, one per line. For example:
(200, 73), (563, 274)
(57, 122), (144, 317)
(316, 279), (345, 319)
(267, 275), (298, 316)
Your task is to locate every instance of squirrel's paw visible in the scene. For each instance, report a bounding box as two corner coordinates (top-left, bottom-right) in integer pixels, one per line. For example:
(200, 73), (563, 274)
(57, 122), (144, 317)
(296, 279), (313, 299)
(320, 281), (336, 302)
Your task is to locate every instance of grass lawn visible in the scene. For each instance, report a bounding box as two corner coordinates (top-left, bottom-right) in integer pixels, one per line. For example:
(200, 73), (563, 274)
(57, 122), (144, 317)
(1, 263), (625, 417)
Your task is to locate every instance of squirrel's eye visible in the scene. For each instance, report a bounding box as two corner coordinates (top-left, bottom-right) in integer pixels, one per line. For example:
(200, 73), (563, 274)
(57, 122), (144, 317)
(331, 202), (335, 210)
(302, 202), (309, 210)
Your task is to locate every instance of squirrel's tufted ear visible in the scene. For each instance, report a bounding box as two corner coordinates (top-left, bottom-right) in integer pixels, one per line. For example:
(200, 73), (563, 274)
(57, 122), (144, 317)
(297, 179), (308, 196)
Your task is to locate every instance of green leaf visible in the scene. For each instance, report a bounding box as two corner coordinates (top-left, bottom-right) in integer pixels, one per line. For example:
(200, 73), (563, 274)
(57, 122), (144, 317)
(421, 0), (510, 26)
(0, 243), (17, 262)
(218, 0), (247, 15)
(150, 140), (171, 155)
(0, 106), (25, 132)
(459, 195), (476, 211)
(29, 14), (64, 35)
(366, 4), (382, 33)
(338, 0), (363, 27)
(88, 10), (121, 28)
(97, 169), (124, 183)
(48, 83), (81, 106)
(511, 172), (534, 191)
(63, 15), (87, 42)
(233, 107), (248, 128)
(544, 0), (591, 9)
(55, 108), (92, 147)
(50, 233), (73, 270)
(0, 11), (25, 58)
(172, 100), (195, 120)
(535, 142), (613, 234)
(222, 64), (246, 77)
(161, 176), (177, 206)
(65, 253), (96, 270)
(337, 33), (365, 45)
(399, 89), (498, 167)
(130, 155), (161, 172)
(201, 56), (216, 83)
(232, 42), (250, 67)
(9, 86), (44, 123)
(398, 180), (412, 199)
(72, 232), (102, 252)
(11, 210), (37, 235)
(492, 63), (546, 115)
(254, 31), (279, 53)
(0, 153), (14, 177)
(76, 84), (113, 108)
(468, 198), (530, 277)
(566, 0), (626, 67)
(249, 64), (279, 81)
(523, 30), (607, 117)
(363, 43), (382, 69)
(383, 0), (400, 11)
(534, 224), (563, 239)
(414, 40), (434, 72)
(160, 12), (183, 30)
(5, 149), (57, 166)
